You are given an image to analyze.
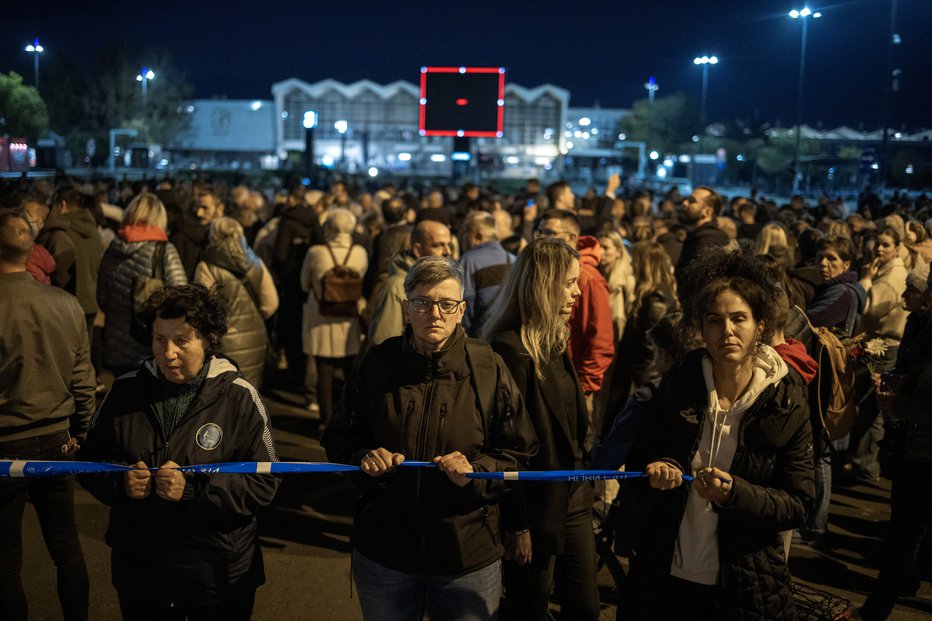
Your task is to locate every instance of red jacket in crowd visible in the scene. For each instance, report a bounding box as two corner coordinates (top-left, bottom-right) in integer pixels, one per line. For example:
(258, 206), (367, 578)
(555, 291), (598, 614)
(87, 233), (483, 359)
(569, 236), (615, 394)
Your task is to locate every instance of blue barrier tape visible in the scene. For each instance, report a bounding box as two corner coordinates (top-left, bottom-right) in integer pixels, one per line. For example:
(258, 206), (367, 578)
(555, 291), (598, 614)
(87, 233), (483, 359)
(0, 459), (695, 482)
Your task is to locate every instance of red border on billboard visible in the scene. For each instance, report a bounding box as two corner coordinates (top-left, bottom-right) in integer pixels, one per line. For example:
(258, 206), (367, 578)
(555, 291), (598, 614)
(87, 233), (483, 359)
(418, 66), (505, 138)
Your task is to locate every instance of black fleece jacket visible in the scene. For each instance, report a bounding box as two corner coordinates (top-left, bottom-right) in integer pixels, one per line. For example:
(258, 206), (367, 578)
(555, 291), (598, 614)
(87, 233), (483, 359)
(79, 355), (279, 606)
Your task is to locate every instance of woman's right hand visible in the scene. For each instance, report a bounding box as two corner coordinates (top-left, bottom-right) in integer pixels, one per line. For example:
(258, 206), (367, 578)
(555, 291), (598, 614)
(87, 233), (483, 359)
(505, 530), (532, 565)
(646, 461), (684, 490)
(124, 461), (152, 499)
(360, 448), (405, 478)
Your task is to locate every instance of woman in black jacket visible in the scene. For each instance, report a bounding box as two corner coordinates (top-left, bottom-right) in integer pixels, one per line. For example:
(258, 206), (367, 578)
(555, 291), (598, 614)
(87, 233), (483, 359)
(483, 238), (600, 621)
(80, 285), (280, 620)
(623, 249), (815, 620)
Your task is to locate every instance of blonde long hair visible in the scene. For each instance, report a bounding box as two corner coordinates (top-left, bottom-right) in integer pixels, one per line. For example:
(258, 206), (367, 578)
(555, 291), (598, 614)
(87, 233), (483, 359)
(482, 238), (579, 378)
(754, 222), (790, 256)
(630, 241), (678, 320)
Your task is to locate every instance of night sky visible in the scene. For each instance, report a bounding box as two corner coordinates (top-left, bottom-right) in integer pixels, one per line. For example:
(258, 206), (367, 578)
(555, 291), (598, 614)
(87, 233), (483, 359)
(4, 0), (931, 130)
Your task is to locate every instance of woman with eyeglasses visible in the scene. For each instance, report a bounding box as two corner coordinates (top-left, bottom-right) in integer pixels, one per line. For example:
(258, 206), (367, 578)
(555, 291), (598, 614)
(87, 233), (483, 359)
(482, 238), (600, 621)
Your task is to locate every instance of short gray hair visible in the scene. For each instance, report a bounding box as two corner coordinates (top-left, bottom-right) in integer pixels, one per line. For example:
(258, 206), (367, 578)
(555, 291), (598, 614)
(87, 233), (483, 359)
(404, 256), (464, 299)
(325, 207), (356, 235)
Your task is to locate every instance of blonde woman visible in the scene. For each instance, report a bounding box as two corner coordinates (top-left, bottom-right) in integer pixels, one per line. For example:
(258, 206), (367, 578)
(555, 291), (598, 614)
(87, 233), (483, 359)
(483, 238), (599, 621)
(97, 192), (187, 375)
(598, 230), (635, 338)
(755, 222), (794, 270)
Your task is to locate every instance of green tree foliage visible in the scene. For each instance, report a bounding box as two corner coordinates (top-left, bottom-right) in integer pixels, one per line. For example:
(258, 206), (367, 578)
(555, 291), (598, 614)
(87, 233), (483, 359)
(39, 43), (192, 162)
(618, 93), (699, 154)
(86, 44), (193, 144)
(0, 72), (49, 141)
(753, 132), (821, 179)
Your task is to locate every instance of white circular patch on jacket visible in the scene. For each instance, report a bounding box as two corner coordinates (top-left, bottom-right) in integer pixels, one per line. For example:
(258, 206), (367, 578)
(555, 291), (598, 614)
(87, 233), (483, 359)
(196, 423), (223, 451)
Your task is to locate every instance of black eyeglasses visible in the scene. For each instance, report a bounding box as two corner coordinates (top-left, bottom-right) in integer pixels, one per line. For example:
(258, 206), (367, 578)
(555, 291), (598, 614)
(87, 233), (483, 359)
(407, 298), (463, 314)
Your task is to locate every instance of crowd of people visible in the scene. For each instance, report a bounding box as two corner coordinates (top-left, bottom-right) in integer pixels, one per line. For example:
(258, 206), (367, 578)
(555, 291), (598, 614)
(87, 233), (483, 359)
(1, 171), (931, 620)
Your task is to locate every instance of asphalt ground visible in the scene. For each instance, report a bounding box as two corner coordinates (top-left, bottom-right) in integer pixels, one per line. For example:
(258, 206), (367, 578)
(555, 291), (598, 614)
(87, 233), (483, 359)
(17, 376), (932, 620)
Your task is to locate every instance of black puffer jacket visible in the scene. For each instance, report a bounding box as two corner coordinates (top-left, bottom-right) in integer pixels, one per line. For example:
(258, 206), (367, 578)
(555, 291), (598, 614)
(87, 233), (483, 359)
(624, 349), (815, 620)
(322, 326), (539, 575)
(199, 241), (268, 387)
(79, 356), (280, 606)
(97, 237), (187, 372)
(169, 219), (209, 280)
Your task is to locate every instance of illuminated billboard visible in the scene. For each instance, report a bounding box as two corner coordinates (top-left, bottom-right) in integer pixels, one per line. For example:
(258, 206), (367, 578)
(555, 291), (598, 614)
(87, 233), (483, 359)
(418, 66), (505, 138)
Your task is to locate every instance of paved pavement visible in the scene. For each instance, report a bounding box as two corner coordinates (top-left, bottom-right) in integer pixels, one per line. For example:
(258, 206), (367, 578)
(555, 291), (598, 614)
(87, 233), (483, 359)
(17, 378), (932, 620)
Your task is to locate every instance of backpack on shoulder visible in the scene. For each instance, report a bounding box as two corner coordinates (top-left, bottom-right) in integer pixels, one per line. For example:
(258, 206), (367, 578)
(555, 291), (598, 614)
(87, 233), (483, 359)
(790, 306), (858, 442)
(317, 244), (364, 318)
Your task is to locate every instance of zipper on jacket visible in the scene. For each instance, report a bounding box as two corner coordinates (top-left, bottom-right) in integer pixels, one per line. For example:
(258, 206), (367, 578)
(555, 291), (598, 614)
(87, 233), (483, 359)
(401, 400), (415, 450)
(434, 403), (447, 456)
(415, 361), (436, 460)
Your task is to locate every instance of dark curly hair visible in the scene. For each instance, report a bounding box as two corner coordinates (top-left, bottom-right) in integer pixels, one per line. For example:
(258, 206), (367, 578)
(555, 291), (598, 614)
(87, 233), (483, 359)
(141, 284), (228, 353)
(678, 247), (781, 346)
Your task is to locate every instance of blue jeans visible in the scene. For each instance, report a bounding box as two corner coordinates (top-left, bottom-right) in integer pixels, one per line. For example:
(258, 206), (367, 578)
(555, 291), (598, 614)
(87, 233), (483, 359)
(352, 548), (501, 621)
(0, 430), (89, 621)
(803, 443), (832, 538)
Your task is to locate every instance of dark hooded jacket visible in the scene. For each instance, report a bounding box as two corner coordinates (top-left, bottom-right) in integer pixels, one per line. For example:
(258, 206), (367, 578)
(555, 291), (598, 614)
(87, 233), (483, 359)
(169, 219), (209, 281)
(624, 349), (815, 620)
(64, 207), (104, 313)
(676, 221), (730, 282)
(79, 355), (279, 607)
(37, 208), (76, 290)
(322, 326), (539, 575)
(787, 260), (822, 310)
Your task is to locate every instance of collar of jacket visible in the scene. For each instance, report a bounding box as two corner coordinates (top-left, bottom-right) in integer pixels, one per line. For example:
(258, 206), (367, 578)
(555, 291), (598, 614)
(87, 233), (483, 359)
(142, 355), (241, 409)
(400, 324), (469, 380)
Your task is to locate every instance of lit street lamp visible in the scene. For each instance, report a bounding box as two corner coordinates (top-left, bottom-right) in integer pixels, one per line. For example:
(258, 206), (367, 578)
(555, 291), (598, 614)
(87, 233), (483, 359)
(693, 55), (719, 130)
(334, 119), (348, 170)
(643, 76), (659, 104)
(303, 110), (319, 182)
(789, 6), (822, 193)
(24, 39), (44, 89)
(136, 67), (155, 102)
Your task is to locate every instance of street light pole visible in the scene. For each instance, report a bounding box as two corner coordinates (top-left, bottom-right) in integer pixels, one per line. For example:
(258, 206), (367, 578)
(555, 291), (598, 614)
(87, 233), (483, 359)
(303, 110), (319, 183)
(879, 0), (900, 194)
(693, 56), (718, 130)
(789, 7), (821, 194)
(643, 76), (659, 105)
(24, 39), (44, 89)
(136, 67), (155, 103)
(334, 119), (348, 171)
